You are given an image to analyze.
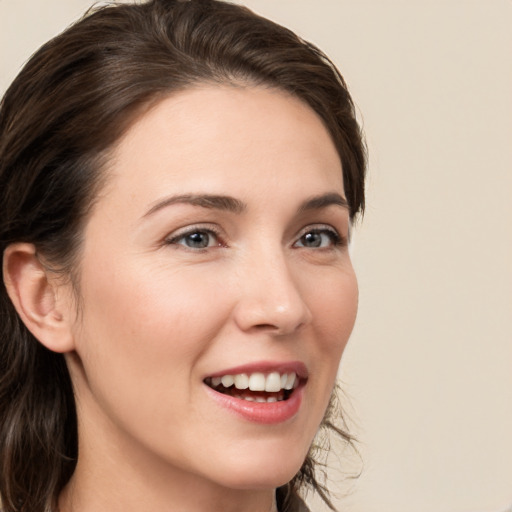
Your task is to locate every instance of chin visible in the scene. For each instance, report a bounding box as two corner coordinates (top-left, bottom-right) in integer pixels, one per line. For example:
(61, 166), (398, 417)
(218, 467), (301, 491)
(207, 439), (310, 491)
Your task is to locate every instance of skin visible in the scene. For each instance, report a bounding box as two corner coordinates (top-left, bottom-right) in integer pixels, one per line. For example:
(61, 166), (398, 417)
(54, 85), (359, 512)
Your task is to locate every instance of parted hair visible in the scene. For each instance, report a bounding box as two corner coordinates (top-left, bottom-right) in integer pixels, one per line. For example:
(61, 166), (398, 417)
(0, 1), (366, 511)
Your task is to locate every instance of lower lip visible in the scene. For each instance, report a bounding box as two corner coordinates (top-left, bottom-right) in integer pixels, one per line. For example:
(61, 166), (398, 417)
(204, 383), (304, 425)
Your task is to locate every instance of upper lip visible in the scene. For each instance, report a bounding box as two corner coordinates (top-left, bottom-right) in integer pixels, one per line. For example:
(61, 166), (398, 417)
(205, 360), (308, 379)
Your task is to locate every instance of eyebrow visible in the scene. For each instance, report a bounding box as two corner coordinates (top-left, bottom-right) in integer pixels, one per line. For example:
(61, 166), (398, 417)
(142, 191), (349, 218)
(143, 194), (246, 217)
(297, 192), (349, 213)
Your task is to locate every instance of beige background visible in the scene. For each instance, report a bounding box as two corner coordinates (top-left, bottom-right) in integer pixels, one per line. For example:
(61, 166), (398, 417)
(1, 1), (511, 511)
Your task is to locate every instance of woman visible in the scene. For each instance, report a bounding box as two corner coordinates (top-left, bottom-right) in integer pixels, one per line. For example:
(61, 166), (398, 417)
(0, 1), (366, 511)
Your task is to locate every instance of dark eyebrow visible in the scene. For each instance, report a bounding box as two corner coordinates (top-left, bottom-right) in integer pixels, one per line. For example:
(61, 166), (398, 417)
(143, 194), (246, 218)
(143, 192), (348, 219)
(297, 192), (349, 213)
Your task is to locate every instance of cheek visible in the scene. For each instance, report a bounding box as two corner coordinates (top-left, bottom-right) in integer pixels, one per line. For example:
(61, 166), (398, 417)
(307, 268), (358, 404)
(311, 268), (358, 352)
(79, 258), (227, 343)
(293, 268), (358, 448)
(72, 259), (232, 405)
(69, 260), (237, 458)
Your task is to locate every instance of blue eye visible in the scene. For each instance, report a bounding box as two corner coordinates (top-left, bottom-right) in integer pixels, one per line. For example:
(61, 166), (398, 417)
(295, 228), (341, 249)
(167, 229), (220, 249)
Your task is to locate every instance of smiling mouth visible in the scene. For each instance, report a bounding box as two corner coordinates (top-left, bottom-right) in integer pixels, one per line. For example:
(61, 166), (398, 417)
(204, 371), (300, 403)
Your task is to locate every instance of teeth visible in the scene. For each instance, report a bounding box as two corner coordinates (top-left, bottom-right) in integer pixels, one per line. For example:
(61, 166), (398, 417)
(284, 373), (296, 390)
(248, 372), (266, 391)
(265, 372), (282, 392)
(221, 375), (234, 387)
(209, 371), (300, 392)
(234, 374), (249, 390)
(238, 396), (284, 403)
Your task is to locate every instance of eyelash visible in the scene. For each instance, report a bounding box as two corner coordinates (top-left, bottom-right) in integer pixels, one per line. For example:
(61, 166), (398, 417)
(165, 225), (225, 250)
(293, 225), (346, 249)
(164, 224), (346, 251)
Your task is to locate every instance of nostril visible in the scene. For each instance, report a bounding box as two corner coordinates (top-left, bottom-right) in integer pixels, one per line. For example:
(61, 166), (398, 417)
(252, 320), (306, 335)
(254, 323), (278, 330)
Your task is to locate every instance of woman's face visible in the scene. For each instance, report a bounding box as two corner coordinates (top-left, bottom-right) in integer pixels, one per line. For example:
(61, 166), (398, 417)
(65, 85), (358, 493)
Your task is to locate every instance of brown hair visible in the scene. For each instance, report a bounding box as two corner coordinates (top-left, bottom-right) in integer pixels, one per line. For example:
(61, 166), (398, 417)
(0, 1), (366, 511)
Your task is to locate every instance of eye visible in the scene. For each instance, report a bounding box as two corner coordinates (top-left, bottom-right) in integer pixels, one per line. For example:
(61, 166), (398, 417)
(165, 228), (222, 250)
(294, 227), (343, 249)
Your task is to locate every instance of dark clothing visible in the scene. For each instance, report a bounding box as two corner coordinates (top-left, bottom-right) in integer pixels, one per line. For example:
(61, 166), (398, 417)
(278, 494), (311, 512)
(292, 497), (311, 512)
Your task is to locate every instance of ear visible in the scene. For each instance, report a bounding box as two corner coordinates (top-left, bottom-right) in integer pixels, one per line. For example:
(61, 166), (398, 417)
(3, 243), (75, 353)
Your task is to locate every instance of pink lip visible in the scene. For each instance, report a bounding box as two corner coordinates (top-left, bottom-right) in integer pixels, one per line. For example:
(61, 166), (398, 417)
(206, 360), (308, 379)
(203, 360), (308, 425)
(204, 380), (305, 425)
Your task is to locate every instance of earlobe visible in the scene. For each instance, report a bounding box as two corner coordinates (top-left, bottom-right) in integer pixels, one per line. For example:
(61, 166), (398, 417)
(3, 243), (75, 353)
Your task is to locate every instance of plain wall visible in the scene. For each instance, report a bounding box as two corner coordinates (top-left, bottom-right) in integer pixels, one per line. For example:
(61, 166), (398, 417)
(1, 1), (511, 511)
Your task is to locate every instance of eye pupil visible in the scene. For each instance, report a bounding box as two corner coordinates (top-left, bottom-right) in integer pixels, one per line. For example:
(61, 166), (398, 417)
(302, 232), (322, 248)
(186, 232), (209, 248)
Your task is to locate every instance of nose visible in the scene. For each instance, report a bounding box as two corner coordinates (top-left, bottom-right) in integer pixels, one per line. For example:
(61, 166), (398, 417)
(232, 249), (312, 336)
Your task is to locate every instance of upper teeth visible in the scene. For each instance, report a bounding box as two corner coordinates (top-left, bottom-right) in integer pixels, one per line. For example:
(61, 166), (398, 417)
(211, 372), (297, 392)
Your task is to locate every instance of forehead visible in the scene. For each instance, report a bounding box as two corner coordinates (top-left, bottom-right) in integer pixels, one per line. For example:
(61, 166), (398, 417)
(102, 85), (344, 213)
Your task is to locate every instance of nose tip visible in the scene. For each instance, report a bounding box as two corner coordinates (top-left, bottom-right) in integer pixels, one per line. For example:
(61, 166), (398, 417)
(233, 261), (312, 336)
